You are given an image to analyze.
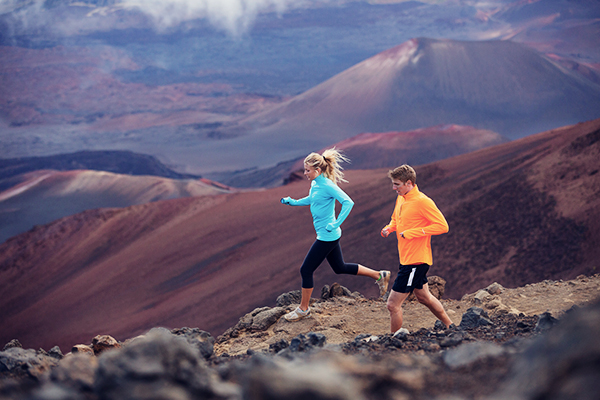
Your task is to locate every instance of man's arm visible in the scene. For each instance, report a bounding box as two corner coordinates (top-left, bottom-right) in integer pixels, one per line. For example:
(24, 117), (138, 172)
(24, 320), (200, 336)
(402, 197), (448, 239)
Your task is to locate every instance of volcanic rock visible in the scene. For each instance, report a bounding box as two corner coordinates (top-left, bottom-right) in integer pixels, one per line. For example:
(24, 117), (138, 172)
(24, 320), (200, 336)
(94, 329), (238, 400)
(0, 347), (59, 380)
(71, 345), (94, 356)
(171, 327), (215, 359)
(2, 340), (22, 351)
(460, 307), (493, 329)
(443, 341), (505, 369)
(49, 353), (98, 393)
(91, 335), (121, 356)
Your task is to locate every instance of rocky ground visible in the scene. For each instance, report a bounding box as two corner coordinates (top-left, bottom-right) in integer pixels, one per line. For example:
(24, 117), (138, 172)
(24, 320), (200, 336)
(1, 274), (599, 400)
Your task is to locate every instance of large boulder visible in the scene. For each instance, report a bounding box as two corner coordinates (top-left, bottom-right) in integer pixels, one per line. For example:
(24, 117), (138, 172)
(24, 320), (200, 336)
(94, 329), (239, 400)
(489, 300), (600, 400)
(49, 353), (98, 393)
(171, 327), (215, 359)
(92, 335), (121, 355)
(0, 347), (59, 380)
(242, 355), (365, 400)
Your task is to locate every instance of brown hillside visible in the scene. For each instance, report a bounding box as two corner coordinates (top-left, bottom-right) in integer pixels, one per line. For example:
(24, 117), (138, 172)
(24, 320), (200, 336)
(0, 118), (599, 351)
(0, 169), (232, 243)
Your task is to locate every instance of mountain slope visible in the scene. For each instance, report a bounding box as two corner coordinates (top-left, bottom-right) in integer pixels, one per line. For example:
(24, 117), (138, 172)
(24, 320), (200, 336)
(0, 150), (200, 189)
(199, 38), (600, 174)
(0, 118), (599, 350)
(213, 124), (508, 188)
(241, 38), (600, 142)
(0, 169), (231, 243)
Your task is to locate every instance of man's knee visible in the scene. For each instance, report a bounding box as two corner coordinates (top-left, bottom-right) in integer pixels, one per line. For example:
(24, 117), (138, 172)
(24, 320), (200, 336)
(387, 293), (407, 313)
(414, 288), (433, 305)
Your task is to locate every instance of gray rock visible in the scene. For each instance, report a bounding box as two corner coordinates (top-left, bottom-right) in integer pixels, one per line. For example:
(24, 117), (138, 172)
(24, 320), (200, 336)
(440, 332), (465, 348)
(276, 291), (302, 307)
(251, 307), (287, 331)
(269, 339), (289, 353)
(329, 283), (353, 298)
(534, 312), (558, 332)
(321, 285), (331, 300)
(48, 346), (64, 360)
(460, 307), (493, 329)
(443, 341), (505, 368)
(486, 282), (505, 295)
(171, 327), (215, 359)
(3, 339), (22, 351)
(49, 353), (98, 392)
(242, 357), (365, 400)
(92, 334), (121, 355)
(94, 329), (239, 400)
(0, 347), (59, 379)
(71, 345), (94, 356)
(491, 300), (600, 400)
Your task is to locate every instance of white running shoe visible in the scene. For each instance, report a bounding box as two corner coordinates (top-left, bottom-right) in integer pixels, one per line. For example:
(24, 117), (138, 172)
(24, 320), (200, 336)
(284, 306), (311, 322)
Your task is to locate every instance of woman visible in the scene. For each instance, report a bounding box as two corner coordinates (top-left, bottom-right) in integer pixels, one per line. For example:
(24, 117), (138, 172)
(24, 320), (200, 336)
(280, 148), (390, 322)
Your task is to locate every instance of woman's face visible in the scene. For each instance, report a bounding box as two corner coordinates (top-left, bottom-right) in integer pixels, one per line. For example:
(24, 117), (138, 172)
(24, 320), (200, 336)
(304, 164), (320, 181)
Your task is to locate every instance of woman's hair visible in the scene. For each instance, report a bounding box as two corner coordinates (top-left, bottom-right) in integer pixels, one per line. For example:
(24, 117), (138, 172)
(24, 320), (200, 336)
(388, 164), (417, 185)
(304, 147), (350, 185)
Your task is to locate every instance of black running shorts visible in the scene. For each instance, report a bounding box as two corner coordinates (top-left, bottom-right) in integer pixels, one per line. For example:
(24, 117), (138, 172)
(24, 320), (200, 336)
(391, 263), (430, 293)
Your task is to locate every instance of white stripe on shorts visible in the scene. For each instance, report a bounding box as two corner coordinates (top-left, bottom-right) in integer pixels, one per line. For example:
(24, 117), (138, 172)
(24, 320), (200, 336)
(407, 267), (417, 287)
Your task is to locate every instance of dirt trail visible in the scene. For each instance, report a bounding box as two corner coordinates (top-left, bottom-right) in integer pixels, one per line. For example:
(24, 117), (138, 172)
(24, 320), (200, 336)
(215, 274), (600, 356)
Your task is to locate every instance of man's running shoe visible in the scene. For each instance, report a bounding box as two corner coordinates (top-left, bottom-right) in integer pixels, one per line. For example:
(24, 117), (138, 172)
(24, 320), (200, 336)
(376, 270), (391, 298)
(284, 306), (311, 322)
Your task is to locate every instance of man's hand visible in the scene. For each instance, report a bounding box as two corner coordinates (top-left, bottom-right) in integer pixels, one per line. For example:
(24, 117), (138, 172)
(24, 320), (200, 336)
(381, 227), (390, 237)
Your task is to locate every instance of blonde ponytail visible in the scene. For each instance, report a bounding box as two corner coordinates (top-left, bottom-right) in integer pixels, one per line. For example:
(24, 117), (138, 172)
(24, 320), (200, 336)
(304, 147), (350, 185)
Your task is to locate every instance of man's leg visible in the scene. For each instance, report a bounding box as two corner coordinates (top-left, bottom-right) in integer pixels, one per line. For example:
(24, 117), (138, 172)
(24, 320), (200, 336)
(387, 290), (411, 333)
(413, 284), (453, 328)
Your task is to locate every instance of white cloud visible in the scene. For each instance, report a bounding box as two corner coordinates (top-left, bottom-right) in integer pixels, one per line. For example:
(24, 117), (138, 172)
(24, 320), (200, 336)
(121, 0), (303, 35)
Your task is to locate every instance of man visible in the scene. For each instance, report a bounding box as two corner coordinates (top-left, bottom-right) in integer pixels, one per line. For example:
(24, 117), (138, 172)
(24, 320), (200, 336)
(381, 164), (453, 333)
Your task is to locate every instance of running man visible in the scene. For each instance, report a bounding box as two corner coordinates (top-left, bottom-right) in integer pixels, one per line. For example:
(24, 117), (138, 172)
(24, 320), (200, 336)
(381, 164), (453, 333)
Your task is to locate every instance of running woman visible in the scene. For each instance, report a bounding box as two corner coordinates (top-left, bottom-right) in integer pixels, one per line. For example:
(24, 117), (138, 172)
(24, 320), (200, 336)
(381, 164), (453, 333)
(281, 148), (390, 322)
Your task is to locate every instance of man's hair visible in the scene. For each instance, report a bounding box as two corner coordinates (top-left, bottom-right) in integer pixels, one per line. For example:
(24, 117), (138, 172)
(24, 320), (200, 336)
(388, 164), (416, 185)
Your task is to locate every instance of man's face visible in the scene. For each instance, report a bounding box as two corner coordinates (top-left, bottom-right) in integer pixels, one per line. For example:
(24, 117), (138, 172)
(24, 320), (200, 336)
(392, 179), (413, 196)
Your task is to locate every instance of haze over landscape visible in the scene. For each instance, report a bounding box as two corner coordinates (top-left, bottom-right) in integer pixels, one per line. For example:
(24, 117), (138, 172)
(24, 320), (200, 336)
(0, 0), (600, 368)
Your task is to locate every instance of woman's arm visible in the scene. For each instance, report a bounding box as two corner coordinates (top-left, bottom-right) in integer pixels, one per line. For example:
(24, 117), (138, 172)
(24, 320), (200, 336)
(281, 196), (310, 206)
(324, 184), (354, 231)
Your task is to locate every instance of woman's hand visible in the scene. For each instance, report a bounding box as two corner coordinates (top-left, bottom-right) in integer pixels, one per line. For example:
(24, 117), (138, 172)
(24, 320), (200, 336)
(280, 197), (292, 205)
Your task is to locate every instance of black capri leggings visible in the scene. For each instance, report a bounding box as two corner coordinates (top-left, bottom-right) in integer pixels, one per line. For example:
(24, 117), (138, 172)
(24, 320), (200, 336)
(300, 239), (359, 289)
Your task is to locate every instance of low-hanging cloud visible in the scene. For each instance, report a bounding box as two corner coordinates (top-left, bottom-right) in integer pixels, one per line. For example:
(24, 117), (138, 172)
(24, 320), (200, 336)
(121, 0), (305, 35)
(0, 0), (332, 36)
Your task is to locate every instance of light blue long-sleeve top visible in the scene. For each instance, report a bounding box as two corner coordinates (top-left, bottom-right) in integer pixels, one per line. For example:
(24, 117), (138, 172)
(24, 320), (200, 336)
(282, 174), (354, 241)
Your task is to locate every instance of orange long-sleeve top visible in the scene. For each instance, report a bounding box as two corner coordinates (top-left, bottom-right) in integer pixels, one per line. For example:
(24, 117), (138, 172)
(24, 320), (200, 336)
(383, 185), (449, 266)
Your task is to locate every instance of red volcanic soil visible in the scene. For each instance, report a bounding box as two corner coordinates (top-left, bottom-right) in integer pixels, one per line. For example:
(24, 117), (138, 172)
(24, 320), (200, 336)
(1, 118), (599, 351)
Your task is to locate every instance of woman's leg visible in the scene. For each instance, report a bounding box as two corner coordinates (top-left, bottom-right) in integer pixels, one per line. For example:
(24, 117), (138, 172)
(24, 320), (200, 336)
(298, 240), (332, 310)
(326, 241), (382, 279)
(327, 241), (390, 297)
